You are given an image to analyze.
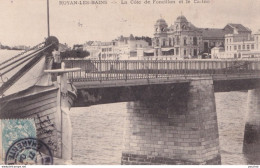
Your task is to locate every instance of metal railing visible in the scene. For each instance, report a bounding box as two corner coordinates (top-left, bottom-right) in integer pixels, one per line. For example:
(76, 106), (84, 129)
(63, 59), (260, 82)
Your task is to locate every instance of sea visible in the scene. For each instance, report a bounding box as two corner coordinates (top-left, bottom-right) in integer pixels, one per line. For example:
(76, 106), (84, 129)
(1, 50), (259, 165)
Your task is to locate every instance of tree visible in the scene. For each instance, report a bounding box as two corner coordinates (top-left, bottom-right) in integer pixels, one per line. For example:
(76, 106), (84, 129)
(135, 36), (152, 46)
(61, 49), (90, 59)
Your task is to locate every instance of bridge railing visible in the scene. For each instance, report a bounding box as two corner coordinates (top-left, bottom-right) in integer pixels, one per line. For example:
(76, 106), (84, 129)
(63, 59), (260, 82)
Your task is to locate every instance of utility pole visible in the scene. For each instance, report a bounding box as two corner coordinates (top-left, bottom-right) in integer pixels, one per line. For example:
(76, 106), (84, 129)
(47, 0), (50, 37)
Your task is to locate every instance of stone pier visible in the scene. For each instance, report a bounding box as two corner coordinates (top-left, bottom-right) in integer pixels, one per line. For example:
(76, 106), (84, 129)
(121, 79), (221, 165)
(243, 89), (260, 156)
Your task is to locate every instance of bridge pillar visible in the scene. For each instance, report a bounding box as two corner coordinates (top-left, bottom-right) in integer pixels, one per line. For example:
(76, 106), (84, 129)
(121, 79), (221, 165)
(243, 89), (260, 157)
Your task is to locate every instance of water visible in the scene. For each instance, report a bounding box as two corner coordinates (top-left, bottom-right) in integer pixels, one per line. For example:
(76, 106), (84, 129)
(70, 91), (260, 165)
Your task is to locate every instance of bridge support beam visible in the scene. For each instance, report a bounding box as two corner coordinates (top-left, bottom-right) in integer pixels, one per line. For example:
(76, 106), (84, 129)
(121, 79), (221, 165)
(243, 89), (260, 158)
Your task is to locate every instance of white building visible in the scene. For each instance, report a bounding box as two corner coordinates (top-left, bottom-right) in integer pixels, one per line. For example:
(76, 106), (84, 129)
(211, 47), (225, 59)
(213, 29), (260, 59)
(100, 41), (118, 60)
(83, 34), (149, 60)
(83, 41), (102, 59)
(117, 34), (149, 60)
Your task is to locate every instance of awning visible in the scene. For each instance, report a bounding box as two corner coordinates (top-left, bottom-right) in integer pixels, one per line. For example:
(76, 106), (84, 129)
(144, 49), (154, 54)
(161, 48), (174, 52)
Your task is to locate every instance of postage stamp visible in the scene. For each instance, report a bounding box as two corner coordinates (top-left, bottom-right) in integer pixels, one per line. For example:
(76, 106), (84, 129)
(0, 119), (53, 165)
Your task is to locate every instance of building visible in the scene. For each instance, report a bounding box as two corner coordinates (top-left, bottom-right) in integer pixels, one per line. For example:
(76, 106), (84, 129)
(117, 34), (149, 60)
(211, 46), (225, 59)
(59, 43), (70, 52)
(100, 41), (118, 60)
(153, 16), (203, 59)
(83, 41), (102, 59)
(212, 29), (260, 59)
(149, 15), (253, 59)
(200, 24), (251, 53)
(83, 34), (149, 60)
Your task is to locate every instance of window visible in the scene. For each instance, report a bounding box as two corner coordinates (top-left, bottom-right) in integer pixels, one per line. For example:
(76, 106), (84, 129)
(172, 38), (175, 45)
(251, 44), (254, 50)
(230, 39), (231, 42)
(238, 45), (241, 50)
(234, 54), (237, 58)
(194, 49), (197, 56)
(184, 49), (186, 55)
(230, 46), (231, 51)
(169, 38), (172, 46)
(226, 39), (228, 43)
(176, 48), (179, 55)
(163, 40), (166, 47)
(184, 37), (187, 46)
(234, 45), (237, 50)
(156, 39), (159, 46)
(227, 46), (228, 51)
(193, 37), (197, 45)
(177, 36), (180, 45)
(243, 45), (245, 50)
(247, 45), (250, 50)
(238, 53), (241, 58)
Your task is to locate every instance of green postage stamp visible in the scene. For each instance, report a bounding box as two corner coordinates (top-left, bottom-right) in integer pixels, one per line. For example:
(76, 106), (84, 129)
(0, 119), (37, 164)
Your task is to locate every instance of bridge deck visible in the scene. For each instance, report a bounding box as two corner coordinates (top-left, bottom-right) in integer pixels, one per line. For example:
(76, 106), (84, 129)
(63, 59), (260, 89)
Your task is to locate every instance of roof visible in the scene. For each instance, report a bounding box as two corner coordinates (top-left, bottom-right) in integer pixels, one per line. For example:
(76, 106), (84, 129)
(118, 34), (138, 41)
(155, 18), (168, 29)
(200, 28), (226, 39)
(225, 24), (252, 33)
(85, 41), (94, 46)
(155, 18), (167, 26)
(176, 15), (188, 22)
(168, 22), (200, 32)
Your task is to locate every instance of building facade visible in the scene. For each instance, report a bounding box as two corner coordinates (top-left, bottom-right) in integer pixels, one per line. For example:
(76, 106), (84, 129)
(149, 15), (253, 59)
(117, 34), (149, 60)
(100, 41), (118, 60)
(153, 16), (203, 59)
(84, 34), (149, 60)
(212, 29), (260, 59)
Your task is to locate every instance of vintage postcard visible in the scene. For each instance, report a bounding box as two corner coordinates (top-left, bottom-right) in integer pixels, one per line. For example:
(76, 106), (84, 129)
(0, 0), (260, 165)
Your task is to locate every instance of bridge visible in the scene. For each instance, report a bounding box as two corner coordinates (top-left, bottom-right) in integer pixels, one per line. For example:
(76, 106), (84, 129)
(64, 59), (260, 165)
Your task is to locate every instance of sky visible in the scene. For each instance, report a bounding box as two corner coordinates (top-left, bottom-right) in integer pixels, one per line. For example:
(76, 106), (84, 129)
(0, 0), (260, 47)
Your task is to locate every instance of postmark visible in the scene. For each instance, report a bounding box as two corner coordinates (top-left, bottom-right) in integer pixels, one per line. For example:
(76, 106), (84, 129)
(5, 138), (53, 165)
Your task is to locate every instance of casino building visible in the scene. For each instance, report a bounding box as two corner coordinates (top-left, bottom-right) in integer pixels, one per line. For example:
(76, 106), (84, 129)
(144, 15), (252, 59)
(152, 16), (203, 59)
